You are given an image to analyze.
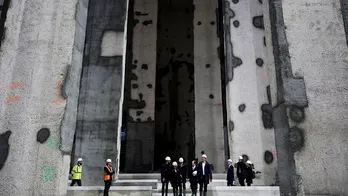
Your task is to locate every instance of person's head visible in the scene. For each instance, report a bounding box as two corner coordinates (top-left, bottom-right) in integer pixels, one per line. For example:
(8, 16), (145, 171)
(179, 157), (184, 165)
(172, 161), (178, 169)
(106, 159), (112, 166)
(238, 156), (243, 162)
(201, 154), (207, 162)
(227, 159), (232, 165)
(246, 160), (252, 166)
(165, 156), (171, 164)
(192, 160), (196, 166)
(77, 158), (83, 165)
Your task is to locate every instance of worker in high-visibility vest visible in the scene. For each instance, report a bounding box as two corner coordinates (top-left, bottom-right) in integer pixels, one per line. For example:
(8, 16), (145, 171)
(70, 158), (83, 186)
(104, 159), (115, 196)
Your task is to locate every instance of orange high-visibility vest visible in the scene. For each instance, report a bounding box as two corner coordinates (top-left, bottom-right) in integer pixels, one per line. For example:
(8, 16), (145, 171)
(104, 166), (113, 181)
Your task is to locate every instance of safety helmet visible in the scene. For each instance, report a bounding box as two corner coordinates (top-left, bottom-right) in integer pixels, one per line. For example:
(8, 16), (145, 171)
(192, 171), (197, 176)
(246, 160), (252, 164)
(179, 158), (184, 163)
(172, 161), (178, 166)
(77, 158), (83, 162)
(106, 159), (112, 163)
(165, 156), (171, 161)
(227, 159), (232, 163)
(201, 154), (207, 159)
(238, 156), (243, 160)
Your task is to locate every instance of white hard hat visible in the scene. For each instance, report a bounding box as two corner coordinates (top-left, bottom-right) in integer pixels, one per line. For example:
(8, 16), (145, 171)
(172, 161), (178, 166)
(179, 158), (184, 163)
(238, 156), (243, 159)
(77, 158), (83, 162)
(192, 171), (197, 176)
(201, 154), (207, 159)
(165, 156), (171, 161)
(106, 159), (112, 163)
(227, 159), (232, 163)
(246, 160), (252, 164)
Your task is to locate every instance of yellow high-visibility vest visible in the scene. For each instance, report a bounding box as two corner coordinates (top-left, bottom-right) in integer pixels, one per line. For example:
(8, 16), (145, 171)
(71, 165), (82, 180)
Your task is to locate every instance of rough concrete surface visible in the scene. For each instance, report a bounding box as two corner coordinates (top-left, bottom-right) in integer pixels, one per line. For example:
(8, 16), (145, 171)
(283, 0), (348, 194)
(0, 0), (80, 196)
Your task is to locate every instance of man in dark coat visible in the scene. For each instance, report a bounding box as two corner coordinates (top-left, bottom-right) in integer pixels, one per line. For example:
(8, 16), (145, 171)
(178, 157), (187, 196)
(226, 159), (234, 186)
(197, 154), (212, 196)
(161, 156), (172, 196)
(236, 156), (246, 186)
(245, 160), (254, 186)
(188, 160), (198, 196)
(171, 162), (181, 196)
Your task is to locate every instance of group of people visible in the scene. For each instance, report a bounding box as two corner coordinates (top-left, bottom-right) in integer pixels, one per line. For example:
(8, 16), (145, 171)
(161, 154), (212, 196)
(70, 158), (115, 196)
(227, 156), (255, 186)
(70, 154), (255, 196)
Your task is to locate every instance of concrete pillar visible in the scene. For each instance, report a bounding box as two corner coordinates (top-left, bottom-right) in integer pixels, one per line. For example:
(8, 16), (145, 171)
(224, 0), (277, 185)
(0, 0), (83, 195)
(124, 0), (158, 173)
(74, 0), (127, 185)
(269, 0), (348, 194)
(193, 0), (225, 172)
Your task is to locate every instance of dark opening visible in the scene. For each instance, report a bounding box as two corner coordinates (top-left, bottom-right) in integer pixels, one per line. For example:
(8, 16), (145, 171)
(0, 0), (11, 47)
(153, 0), (195, 170)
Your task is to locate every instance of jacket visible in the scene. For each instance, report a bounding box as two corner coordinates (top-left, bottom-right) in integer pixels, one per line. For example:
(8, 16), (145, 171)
(197, 161), (212, 184)
(71, 164), (82, 180)
(226, 164), (234, 183)
(179, 164), (187, 183)
(161, 163), (172, 183)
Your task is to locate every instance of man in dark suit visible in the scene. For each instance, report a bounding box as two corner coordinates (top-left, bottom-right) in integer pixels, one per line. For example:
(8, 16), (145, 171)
(197, 154), (212, 196)
(226, 159), (234, 186)
(161, 156), (172, 196)
(178, 157), (187, 196)
(188, 160), (198, 196)
(236, 156), (246, 186)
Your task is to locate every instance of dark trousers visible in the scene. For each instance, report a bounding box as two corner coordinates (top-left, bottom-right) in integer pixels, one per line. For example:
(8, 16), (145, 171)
(191, 184), (197, 196)
(247, 183), (251, 186)
(104, 180), (112, 196)
(70, 179), (81, 186)
(162, 181), (169, 196)
(179, 182), (186, 195)
(227, 180), (233, 186)
(173, 187), (178, 196)
(238, 177), (245, 186)
(199, 175), (208, 195)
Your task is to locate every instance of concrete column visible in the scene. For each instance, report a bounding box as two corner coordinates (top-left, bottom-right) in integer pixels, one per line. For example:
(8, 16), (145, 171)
(0, 0), (82, 195)
(125, 0), (158, 172)
(271, 0), (348, 194)
(194, 0), (225, 172)
(74, 0), (127, 185)
(224, 0), (277, 185)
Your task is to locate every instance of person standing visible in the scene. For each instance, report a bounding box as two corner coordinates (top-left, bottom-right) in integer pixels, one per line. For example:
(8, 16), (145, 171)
(178, 157), (187, 196)
(226, 159), (234, 186)
(104, 159), (115, 196)
(171, 161), (181, 196)
(197, 154), (212, 196)
(245, 160), (254, 186)
(236, 156), (246, 186)
(161, 156), (172, 196)
(70, 158), (83, 186)
(188, 160), (198, 196)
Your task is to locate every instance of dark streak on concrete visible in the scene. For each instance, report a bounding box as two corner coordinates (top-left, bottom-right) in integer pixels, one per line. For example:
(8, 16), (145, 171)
(233, 20), (240, 28)
(135, 11), (149, 16)
(0, 131), (11, 170)
(229, 120), (234, 132)
(0, 0), (11, 48)
(224, 0), (242, 82)
(37, 128), (50, 144)
(238, 104), (246, 112)
(340, 0), (348, 46)
(289, 106), (305, 123)
(290, 126), (305, 152)
(261, 86), (273, 129)
(256, 58), (264, 67)
(142, 20), (153, 25)
(264, 150), (274, 164)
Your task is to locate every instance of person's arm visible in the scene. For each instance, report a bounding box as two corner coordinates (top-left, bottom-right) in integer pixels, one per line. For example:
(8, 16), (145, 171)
(71, 165), (76, 176)
(104, 166), (113, 175)
(209, 164), (213, 181)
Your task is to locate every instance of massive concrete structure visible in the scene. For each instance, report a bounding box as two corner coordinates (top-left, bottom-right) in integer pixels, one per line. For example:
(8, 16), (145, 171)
(0, 0), (347, 195)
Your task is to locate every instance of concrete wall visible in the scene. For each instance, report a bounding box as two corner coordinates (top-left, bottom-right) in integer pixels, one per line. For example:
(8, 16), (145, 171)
(123, 0), (158, 172)
(224, 0), (277, 185)
(74, 0), (127, 185)
(269, 0), (348, 195)
(193, 0), (225, 172)
(0, 0), (86, 195)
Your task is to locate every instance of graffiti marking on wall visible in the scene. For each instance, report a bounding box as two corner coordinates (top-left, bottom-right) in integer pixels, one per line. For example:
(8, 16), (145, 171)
(4, 96), (21, 104)
(42, 166), (54, 181)
(52, 80), (65, 104)
(2, 82), (24, 90)
(45, 137), (59, 149)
